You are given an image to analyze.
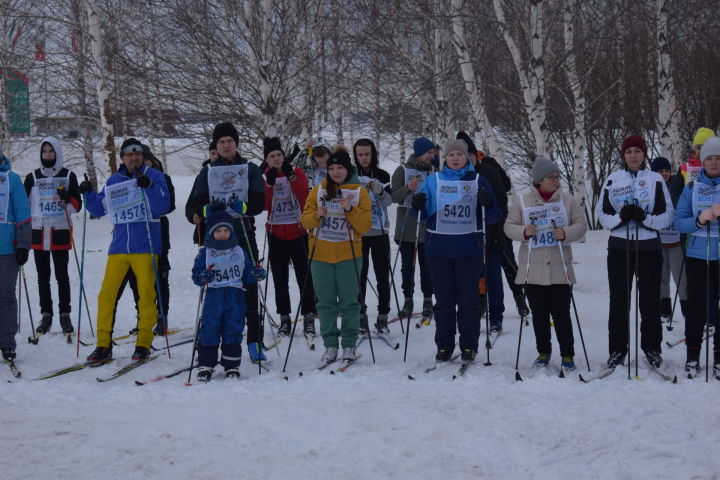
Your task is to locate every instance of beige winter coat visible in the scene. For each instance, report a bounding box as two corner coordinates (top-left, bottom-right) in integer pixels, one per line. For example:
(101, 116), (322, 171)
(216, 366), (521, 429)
(504, 188), (587, 285)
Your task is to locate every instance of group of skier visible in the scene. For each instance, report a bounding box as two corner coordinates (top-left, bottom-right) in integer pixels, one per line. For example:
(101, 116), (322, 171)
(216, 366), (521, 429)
(2, 122), (720, 383)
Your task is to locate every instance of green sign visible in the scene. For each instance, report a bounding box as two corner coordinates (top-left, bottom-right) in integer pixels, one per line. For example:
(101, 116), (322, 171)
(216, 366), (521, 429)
(4, 70), (30, 135)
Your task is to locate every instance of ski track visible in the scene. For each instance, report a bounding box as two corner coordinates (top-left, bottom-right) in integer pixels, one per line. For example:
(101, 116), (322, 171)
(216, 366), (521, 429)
(2, 150), (719, 479)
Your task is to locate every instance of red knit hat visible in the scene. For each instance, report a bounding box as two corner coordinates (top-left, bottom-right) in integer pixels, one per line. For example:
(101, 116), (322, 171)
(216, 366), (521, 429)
(621, 135), (647, 157)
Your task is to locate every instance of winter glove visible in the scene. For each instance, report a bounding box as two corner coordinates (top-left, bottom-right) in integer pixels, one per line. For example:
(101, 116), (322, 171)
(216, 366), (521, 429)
(227, 198), (247, 217)
(252, 266), (267, 281)
(265, 168), (278, 186)
(198, 269), (214, 284)
(15, 248), (29, 266)
(631, 205), (646, 222)
(369, 181), (384, 196)
(411, 192), (427, 211)
(135, 173), (152, 188)
(477, 189), (493, 208)
(619, 205), (634, 223)
(281, 160), (294, 178)
(56, 187), (72, 203)
(78, 180), (93, 195)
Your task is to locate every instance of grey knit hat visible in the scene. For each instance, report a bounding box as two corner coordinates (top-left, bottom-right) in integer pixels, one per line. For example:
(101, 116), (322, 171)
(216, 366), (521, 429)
(444, 139), (469, 157)
(532, 156), (561, 185)
(700, 137), (720, 162)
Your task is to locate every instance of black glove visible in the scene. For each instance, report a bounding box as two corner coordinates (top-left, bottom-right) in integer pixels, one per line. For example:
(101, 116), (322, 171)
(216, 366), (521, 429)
(15, 248), (28, 266)
(136, 173), (152, 188)
(477, 189), (493, 208)
(619, 205), (634, 223)
(78, 180), (93, 195)
(281, 160), (294, 178)
(265, 168), (277, 186)
(631, 205), (646, 222)
(56, 188), (71, 203)
(411, 193), (427, 210)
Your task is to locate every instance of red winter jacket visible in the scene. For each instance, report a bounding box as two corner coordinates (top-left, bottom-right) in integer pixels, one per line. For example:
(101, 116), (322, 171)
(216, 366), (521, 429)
(263, 166), (309, 241)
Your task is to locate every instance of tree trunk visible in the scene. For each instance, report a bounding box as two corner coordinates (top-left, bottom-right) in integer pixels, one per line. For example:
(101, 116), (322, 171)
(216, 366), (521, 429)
(656, 0), (681, 168)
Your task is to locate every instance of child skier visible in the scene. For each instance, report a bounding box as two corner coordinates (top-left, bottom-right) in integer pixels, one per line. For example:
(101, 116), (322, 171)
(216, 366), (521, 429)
(192, 206), (265, 382)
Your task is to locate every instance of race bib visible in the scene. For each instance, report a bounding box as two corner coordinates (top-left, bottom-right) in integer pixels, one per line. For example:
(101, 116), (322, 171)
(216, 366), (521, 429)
(607, 176), (654, 218)
(522, 202), (568, 248)
(0, 172), (10, 223)
(686, 165), (702, 183)
(316, 187), (360, 242)
(205, 245), (246, 288)
(270, 177), (299, 225)
(434, 178), (478, 235)
(358, 176), (389, 231)
(105, 179), (147, 224)
(31, 176), (68, 219)
(691, 182), (720, 238)
(659, 221), (680, 244)
(403, 168), (428, 207)
(208, 164), (249, 204)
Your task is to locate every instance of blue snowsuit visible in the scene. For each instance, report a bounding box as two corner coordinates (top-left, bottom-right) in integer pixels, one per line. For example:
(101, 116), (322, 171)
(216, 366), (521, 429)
(192, 232), (256, 370)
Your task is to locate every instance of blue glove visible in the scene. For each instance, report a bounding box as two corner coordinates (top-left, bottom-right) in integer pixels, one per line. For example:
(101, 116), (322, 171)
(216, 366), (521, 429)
(228, 198), (247, 217)
(252, 266), (267, 281)
(198, 269), (214, 284)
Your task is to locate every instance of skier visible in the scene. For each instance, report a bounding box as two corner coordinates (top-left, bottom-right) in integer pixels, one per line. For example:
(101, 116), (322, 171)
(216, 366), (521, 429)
(650, 156), (687, 323)
(353, 138), (392, 335)
(80, 138), (170, 363)
(674, 136), (720, 376)
(670, 127), (716, 204)
(203, 139), (218, 168)
(23, 137), (82, 337)
(301, 148), (371, 366)
(262, 136), (316, 339)
(185, 122), (266, 363)
(192, 206), (265, 382)
(391, 137), (435, 323)
(294, 140), (331, 189)
(596, 135), (673, 370)
(0, 145), (31, 363)
(504, 157), (587, 370)
(411, 139), (501, 362)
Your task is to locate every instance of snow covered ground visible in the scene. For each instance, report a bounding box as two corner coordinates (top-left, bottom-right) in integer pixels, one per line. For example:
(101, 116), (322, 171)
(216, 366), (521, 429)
(2, 150), (719, 480)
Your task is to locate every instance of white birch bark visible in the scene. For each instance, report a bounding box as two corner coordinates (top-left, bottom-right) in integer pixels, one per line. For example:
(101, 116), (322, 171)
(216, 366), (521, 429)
(86, 0), (116, 173)
(244, 0), (277, 137)
(450, 0), (506, 167)
(656, 0), (681, 168)
(433, 1), (451, 149)
(493, 0), (549, 158)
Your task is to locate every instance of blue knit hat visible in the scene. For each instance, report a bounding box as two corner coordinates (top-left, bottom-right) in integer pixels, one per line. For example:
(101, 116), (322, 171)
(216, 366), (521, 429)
(413, 137), (435, 158)
(206, 205), (234, 236)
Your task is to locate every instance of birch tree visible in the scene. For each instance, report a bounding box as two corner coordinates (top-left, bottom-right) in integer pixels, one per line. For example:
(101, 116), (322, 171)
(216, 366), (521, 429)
(656, 0), (681, 168)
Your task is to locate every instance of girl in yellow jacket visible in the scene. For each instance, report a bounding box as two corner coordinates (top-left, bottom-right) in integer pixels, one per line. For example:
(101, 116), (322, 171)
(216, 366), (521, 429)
(301, 149), (371, 367)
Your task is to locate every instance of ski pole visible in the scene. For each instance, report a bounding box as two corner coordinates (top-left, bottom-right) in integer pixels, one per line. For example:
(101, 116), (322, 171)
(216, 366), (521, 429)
(377, 194), (404, 335)
(667, 236), (688, 332)
(17, 269), (21, 331)
(552, 219), (590, 371)
(481, 202), (492, 367)
(403, 207), (423, 363)
(75, 191), (88, 357)
(514, 217), (535, 381)
(61, 188), (94, 336)
(633, 204), (640, 380)
(625, 206), (631, 381)
(185, 286), (206, 385)
(140, 188), (171, 359)
(390, 206), (412, 328)
(706, 223), (712, 382)
(21, 267), (39, 344)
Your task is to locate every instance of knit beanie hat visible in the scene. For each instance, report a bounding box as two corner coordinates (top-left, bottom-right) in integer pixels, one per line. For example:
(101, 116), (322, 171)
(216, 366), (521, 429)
(532, 156), (561, 185)
(413, 137), (435, 158)
(209, 139), (217, 151)
(650, 157), (671, 172)
(327, 149), (353, 172)
(263, 137), (284, 159)
(700, 137), (720, 162)
(621, 135), (648, 157)
(206, 205), (234, 236)
(212, 122), (239, 145)
(455, 131), (477, 155)
(693, 127), (716, 147)
(119, 138), (143, 157)
(444, 139), (469, 157)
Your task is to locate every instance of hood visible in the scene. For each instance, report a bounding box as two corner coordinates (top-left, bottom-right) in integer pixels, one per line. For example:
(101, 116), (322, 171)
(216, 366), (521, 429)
(40, 136), (64, 177)
(353, 139), (379, 173)
(405, 154), (433, 172)
(320, 168), (361, 189)
(439, 159), (474, 180)
(0, 154), (10, 172)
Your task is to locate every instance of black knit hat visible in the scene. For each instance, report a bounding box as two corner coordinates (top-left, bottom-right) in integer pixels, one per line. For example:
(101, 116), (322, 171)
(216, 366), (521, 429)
(212, 122), (239, 145)
(120, 138), (143, 157)
(456, 131), (477, 155)
(650, 157), (672, 172)
(327, 149), (353, 172)
(263, 137), (284, 159)
(209, 139), (217, 151)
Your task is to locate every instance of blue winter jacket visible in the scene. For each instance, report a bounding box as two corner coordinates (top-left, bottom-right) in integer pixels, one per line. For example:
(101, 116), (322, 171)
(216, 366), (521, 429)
(418, 161), (502, 257)
(86, 165), (170, 255)
(675, 169), (720, 261)
(0, 155), (31, 255)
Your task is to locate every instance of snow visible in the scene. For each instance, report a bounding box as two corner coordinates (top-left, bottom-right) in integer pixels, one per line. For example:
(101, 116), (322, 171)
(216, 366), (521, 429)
(2, 149), (719, 480)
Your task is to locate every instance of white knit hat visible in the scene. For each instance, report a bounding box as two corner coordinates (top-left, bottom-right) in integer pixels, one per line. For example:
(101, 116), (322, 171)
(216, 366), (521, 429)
(700, 137), (720, 161)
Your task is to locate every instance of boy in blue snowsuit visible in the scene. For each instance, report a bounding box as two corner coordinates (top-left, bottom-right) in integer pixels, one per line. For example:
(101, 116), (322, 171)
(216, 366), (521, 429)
(192, 206), (264, 381)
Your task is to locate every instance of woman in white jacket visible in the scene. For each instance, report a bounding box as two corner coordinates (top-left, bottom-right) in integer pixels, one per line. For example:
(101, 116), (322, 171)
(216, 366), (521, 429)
(504, 157), (587, 370)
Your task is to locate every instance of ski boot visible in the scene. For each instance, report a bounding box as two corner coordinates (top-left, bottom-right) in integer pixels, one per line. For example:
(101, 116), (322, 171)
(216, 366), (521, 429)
(358, 312), (369, 336)
(132, 346), (151, 361)
(489, 323), (502, 334)
(196, 366), (213, 383)
(461, 349), (477, 362)
(59, 313), (74, 335)
(561, 356), (575, 371)
(225, 367), (240, 380)
(342, 347), (357, 362)
(320, 347), (338, 365)
(36, 313), (52, 335)
(436, 347), (453, 362)
(398, 297), (413, 319)
(248, 342), (266, 362)
(278, 315), (292, 337)
(514, 293), (530, 320)
(1, 347), (16, 362)
(421, 297), (433, 324)
(153, 324), (167, 336)
(533, 353), (550, 367)
(644, 350), (663, 369)
(87, 346), (112, 364)
(303, 313), (316, 336)
(375, 314), (390, 335)
(606, 351), (626, 369)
